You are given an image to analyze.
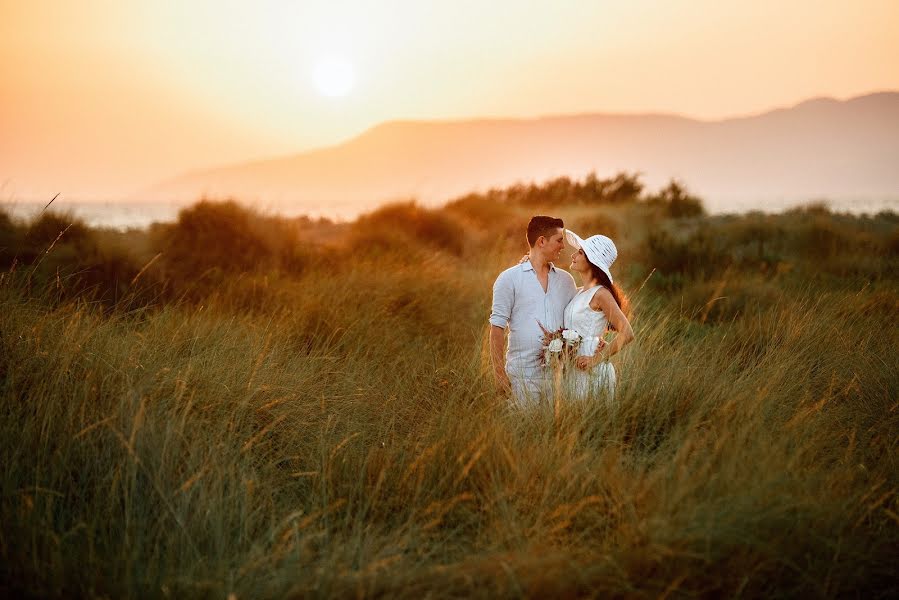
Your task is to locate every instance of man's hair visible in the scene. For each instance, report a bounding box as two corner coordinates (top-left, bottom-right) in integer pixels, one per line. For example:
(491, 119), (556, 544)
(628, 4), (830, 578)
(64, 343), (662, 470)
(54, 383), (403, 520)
(526, 216), (564, 247)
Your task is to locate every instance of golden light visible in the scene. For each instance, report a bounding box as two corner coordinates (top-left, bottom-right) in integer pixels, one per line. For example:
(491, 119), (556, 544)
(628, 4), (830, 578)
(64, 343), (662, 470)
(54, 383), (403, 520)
(311, 56), (356, 98)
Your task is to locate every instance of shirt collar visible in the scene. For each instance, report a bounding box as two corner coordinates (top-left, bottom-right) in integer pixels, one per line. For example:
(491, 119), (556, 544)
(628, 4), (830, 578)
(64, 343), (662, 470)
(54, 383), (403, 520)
(522, 259), (556, 272)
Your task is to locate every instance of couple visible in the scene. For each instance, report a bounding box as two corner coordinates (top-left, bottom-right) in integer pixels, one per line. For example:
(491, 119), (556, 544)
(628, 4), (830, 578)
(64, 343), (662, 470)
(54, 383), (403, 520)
(489, 216), (635, 407)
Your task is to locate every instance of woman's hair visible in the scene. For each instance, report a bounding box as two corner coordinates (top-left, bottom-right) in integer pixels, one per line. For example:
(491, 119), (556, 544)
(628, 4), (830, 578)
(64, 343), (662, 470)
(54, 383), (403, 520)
(587, 260), (630, 323)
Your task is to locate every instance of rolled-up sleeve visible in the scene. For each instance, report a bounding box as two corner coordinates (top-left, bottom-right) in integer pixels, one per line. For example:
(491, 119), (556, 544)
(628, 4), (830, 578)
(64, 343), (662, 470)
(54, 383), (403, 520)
(489, 270), (513, 328)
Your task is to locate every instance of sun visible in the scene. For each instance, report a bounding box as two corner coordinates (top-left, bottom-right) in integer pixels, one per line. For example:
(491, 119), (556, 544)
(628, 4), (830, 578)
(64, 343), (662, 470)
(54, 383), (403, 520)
(311, 56), (356, 98)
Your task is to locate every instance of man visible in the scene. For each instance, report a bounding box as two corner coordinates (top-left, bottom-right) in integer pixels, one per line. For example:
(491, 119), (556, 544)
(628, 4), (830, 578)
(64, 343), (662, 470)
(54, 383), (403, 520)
(489, 216), (577, 407)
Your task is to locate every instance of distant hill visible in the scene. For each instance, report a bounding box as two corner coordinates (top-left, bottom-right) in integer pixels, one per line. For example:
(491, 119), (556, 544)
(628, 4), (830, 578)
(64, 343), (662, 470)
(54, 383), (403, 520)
(148, 92), (899, 216)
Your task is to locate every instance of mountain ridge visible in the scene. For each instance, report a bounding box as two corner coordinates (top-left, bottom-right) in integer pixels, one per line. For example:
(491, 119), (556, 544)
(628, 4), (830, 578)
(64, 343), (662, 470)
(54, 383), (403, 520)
(149, 92), (899, 216)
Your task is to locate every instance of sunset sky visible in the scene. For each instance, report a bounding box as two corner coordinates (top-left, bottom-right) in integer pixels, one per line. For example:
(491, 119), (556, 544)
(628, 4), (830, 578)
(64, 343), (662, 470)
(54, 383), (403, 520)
(2, 0), (897, 201)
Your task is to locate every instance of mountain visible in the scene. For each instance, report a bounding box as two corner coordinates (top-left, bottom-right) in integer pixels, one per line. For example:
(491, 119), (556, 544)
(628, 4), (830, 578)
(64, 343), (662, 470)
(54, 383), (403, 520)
(148, 92), (899, 216)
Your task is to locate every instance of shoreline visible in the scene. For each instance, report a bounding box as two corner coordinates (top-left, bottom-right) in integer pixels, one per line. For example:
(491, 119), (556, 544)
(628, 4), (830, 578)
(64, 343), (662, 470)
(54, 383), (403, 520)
(3, 196), (897, 231)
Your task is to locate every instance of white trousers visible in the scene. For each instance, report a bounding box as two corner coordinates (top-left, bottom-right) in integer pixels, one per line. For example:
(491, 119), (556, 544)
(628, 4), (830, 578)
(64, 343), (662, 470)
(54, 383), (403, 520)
(509, 374), (551, 409)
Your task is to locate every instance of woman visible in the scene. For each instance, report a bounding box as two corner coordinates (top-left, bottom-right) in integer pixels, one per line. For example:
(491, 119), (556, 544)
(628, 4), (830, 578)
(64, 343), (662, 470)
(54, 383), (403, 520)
(562, 230), (635, 401)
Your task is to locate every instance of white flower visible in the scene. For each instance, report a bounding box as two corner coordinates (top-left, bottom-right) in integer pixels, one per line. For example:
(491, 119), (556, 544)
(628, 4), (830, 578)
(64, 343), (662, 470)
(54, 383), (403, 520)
(547, 338), (564, 353)
(562, 329), (581, 344)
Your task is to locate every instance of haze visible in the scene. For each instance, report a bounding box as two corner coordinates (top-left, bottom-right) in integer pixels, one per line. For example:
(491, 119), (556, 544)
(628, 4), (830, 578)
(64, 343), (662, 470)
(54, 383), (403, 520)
(1, 0), (898, 203)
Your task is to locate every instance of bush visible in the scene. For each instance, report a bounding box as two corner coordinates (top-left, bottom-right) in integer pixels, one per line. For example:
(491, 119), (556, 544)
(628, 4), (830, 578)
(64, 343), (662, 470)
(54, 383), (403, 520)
(154, 200), (270, 276)
(645, 180), (705, 218)
(509, 172), (646, 206)
(0, 211), (152, 305)
(350, 201), (467, 256)
(444, 193), (516, 230)
(0, 209), (20, 265)
(792, 217), (848, 260)
(644, 226), (731, 284)
(888, 229), (899, 257)
(714, 213), (786, 272)
(569, 211), (620, 241)
(595, 171), (645, 204)
(23, 211), (95, 255)
(151, 200), (309, 286)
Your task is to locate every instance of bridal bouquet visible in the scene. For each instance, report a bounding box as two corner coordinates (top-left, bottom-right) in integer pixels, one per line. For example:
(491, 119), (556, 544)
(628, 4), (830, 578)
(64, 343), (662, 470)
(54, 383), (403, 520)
(539, 327), (582, 368)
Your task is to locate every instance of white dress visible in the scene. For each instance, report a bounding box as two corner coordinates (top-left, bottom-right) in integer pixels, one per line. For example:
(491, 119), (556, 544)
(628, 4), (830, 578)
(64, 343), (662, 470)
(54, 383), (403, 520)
(562, 284), (617, 401)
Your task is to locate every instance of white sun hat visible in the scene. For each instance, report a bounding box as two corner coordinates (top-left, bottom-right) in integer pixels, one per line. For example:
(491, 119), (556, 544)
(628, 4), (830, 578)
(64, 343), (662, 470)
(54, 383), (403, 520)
(565, 229), (618, 284)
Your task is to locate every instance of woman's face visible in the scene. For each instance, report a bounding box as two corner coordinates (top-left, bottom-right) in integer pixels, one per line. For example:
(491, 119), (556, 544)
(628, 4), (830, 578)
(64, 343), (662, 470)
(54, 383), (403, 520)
(570, 247), (588, 273)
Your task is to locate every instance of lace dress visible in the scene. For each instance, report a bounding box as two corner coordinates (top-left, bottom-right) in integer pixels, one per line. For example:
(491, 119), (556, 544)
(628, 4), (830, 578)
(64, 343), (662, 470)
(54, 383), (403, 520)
(562, 285), (617, 401)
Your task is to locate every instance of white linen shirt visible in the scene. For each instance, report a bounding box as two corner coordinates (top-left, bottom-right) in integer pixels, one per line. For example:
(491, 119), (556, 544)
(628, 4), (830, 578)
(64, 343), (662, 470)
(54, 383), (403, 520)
(489, 260), (577, 378)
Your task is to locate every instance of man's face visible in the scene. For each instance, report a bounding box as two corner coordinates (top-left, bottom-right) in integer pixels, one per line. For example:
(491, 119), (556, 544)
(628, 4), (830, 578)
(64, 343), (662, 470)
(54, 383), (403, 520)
(542, 228), (565, 260)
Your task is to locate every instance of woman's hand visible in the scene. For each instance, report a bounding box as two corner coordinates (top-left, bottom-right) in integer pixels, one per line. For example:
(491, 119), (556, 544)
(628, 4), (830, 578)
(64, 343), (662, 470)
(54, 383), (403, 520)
(576, 339), (607, 370)
(575, 356), (596, 371)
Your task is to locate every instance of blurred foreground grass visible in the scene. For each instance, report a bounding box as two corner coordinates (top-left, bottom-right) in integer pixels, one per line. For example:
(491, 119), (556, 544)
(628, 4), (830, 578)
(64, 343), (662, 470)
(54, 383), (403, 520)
(1, 177), (897, 597)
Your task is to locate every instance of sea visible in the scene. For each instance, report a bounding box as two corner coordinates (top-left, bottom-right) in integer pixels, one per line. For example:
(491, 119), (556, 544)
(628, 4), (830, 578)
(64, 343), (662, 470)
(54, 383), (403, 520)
(0, 200), (354, 230)
(1, 196), (897, 231)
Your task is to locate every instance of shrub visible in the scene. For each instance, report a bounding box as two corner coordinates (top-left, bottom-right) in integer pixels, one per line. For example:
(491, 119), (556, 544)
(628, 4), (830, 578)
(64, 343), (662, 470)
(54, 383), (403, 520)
(493, 172), (646, 206)
(786, 201), (831, 217)
(644, 226), (731, 284)
(0, 209), (20, 265)
(887, 229), (899, 257)
(597, 171), (645, 204)
(154, 200), (270, 276)
(23, 211), (95, 255)
(350, 201), (466, 256)
(791, 216), (849, 261)
(569, 211), (620, 240)
(715, 213), (786, 271)
(150, 200), (309, 287)
(0, 211), (153, 305)
(445, 193), (516, 229)
(645, 180), (705, 218)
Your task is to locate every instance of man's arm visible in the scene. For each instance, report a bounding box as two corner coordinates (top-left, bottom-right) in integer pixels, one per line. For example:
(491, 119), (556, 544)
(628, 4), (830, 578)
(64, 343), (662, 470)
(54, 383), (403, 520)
(489, 325), (511, 394)
(489, 270), (514, 394)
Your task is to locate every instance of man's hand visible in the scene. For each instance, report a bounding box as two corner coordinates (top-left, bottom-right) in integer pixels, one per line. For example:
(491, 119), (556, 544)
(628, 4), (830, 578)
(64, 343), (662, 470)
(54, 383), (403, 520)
(494, 370), (512, 395)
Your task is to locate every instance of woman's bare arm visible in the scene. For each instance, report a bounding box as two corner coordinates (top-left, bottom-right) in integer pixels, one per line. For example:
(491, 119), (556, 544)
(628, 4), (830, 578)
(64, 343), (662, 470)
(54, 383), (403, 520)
(575, 287), (635, 370)
(592, 287), (634, 359)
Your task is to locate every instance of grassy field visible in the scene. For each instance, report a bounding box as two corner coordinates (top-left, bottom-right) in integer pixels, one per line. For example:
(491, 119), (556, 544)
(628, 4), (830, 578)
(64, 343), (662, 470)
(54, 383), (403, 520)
(1, 179), (897, 598)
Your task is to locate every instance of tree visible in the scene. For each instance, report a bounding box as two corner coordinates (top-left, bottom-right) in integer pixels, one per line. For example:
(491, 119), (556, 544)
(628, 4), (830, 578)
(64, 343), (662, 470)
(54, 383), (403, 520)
(648, 180), (705, 218)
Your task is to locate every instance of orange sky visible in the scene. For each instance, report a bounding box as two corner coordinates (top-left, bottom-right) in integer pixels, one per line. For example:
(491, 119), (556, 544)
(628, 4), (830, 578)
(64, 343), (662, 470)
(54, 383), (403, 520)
(1, 0), (898, 201)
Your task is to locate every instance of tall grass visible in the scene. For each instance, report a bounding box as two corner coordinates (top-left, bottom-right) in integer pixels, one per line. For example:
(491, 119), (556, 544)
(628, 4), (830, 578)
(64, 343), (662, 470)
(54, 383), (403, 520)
(1, 197), (897, 597)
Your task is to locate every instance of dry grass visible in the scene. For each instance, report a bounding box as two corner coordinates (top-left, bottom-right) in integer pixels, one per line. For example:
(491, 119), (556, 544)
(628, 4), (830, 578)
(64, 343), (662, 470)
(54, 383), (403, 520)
(0, 195), (897, 598)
